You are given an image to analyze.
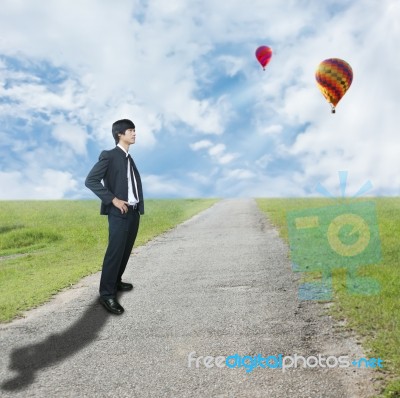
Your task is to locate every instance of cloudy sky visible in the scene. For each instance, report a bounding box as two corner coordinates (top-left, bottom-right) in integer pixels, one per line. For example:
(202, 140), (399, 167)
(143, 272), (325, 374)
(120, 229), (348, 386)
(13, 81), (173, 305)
(0, 0), (399, 200)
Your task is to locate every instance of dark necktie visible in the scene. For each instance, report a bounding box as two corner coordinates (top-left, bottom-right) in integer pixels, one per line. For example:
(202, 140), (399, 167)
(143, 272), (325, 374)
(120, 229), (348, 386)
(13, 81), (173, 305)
(127, 154), (139, 201)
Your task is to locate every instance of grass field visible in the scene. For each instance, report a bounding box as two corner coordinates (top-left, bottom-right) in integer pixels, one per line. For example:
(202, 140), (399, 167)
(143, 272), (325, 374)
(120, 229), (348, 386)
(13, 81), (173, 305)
(0, 199), (218, 323)
(256, 197), (400, 397)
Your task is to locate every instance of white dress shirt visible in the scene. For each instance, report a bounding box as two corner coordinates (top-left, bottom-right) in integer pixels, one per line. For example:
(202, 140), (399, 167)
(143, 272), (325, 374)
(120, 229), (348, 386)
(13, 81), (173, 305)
(117, 144), (139, 206)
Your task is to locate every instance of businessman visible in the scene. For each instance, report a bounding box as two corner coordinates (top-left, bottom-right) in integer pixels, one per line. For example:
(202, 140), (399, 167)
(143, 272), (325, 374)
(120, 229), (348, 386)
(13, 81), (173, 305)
(85, 119), (144, 315)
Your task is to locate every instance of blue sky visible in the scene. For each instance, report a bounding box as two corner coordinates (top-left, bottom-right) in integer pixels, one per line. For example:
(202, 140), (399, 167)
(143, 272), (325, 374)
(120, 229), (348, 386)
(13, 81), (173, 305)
(0, 0), (399, 199)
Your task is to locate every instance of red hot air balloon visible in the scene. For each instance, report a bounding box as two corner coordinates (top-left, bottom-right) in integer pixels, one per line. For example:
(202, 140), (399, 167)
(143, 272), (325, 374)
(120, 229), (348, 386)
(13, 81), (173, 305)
(315, 58), (353, 113)
(255, 46), (273, 70)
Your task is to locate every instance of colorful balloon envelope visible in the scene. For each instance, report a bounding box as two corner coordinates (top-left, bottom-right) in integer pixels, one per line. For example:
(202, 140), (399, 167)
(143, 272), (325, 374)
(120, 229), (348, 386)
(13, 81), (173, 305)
(315, 58), (353, 113)
(255, 46), (273, 70)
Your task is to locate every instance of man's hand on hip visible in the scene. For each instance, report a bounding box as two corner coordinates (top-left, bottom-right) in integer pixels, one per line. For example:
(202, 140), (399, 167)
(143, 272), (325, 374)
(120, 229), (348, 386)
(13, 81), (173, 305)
(112, 198), (129, 214)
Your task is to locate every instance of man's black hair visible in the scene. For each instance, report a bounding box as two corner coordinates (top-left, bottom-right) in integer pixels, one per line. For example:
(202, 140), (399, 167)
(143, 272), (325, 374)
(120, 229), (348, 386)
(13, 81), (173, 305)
(112, 119), (135, 144)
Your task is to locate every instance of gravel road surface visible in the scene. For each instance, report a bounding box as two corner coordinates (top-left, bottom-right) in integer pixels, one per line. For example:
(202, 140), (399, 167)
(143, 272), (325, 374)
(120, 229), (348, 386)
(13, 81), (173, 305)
(0, 199), (378, 397)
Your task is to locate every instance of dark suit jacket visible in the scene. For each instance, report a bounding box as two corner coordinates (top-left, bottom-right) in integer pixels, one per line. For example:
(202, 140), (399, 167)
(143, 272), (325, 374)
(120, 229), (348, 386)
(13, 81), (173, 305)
(85, 146), (144, 216)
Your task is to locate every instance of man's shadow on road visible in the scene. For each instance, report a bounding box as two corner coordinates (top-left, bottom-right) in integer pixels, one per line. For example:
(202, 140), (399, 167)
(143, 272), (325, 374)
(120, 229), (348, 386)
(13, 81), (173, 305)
(1, 299), (111, 391)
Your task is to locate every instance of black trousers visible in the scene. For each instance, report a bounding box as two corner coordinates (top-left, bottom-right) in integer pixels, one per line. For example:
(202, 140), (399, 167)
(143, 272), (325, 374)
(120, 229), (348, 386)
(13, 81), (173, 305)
(100, 207), (140, 298)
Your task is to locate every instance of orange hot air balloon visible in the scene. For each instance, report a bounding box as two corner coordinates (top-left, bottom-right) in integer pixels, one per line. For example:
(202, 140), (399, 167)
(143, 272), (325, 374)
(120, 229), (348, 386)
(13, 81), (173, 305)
(315, 58), (353, 113)
(255, 46), (273, 70)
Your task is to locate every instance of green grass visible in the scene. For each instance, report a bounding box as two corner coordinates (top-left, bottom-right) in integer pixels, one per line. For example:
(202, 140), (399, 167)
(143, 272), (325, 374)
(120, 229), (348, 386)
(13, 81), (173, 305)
(256, 197), (400, 397)
(0, 199), (218, 323)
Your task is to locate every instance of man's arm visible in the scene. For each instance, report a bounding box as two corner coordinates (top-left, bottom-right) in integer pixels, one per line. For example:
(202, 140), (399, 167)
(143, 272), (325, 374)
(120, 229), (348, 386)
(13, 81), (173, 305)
(85, 151), (115, 205)
(85, 151), (129, 214)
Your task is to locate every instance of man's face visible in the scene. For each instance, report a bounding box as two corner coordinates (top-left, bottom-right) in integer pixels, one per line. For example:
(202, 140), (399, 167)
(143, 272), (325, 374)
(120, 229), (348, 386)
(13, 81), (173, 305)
(120, 128), (136, 145)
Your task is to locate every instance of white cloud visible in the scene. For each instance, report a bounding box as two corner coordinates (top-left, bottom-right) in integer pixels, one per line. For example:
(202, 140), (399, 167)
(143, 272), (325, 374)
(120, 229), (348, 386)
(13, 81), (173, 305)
(190, 140), (213, 151)
(187, 172), (210, 185)
(256, 154), (272, 169)
(0, 72), (86, 124)
(0, 169), (77, 200)
(217, 55), (245, 77)
(243, 174), (307, 198)
(218, 153), (240, 165)
(51, 123), (88, 155)
(207, 144), (239, 165)
(208, 144), (226, 157)
(259, 124), (283, 136)
(213, 168), (305, 198)
(225, 169), (255, 180)
(142, 174), (198, 197)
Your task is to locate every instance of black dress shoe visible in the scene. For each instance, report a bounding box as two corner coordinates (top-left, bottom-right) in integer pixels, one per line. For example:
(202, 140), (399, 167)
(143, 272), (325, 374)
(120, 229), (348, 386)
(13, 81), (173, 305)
(99, 297), (124, 315)
(117, 281), (133, 291)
